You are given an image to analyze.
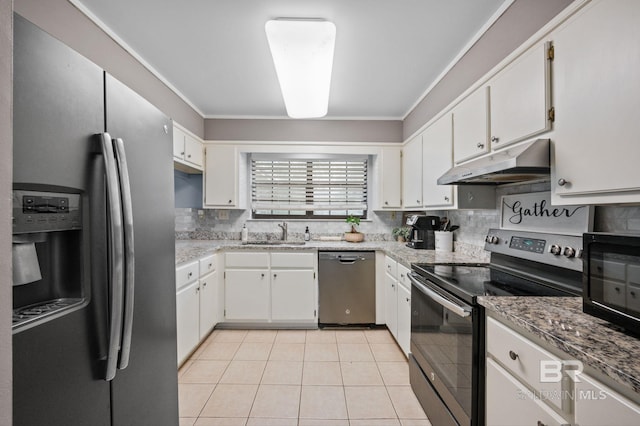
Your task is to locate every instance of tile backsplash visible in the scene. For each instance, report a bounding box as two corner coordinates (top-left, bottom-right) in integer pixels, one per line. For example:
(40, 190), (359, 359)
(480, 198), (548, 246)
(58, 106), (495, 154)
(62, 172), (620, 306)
(178, 180), (640, 245)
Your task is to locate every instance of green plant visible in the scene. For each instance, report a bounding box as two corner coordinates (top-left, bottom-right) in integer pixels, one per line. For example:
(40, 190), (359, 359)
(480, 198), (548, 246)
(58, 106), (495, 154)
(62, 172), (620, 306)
(345, 215), (361, 233)
(392, 226), (411, 240)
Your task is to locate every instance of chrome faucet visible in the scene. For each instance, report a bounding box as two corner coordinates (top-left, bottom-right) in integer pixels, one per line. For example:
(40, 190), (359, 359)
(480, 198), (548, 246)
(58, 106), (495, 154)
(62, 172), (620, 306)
(277, 222), (288, 241)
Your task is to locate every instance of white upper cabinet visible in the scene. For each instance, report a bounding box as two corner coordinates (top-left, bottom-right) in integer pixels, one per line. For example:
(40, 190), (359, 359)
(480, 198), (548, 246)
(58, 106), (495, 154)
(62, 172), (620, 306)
(489, 41), (552, 149)
(204, 144), (239, 208)
(377, 146), (402, 209)
(173, 124), (203, 172)
(402, 134), (423, 209)
(453, 86), (490, 163)
(551, 0), (640, 204)
(422, 114), (454, 208)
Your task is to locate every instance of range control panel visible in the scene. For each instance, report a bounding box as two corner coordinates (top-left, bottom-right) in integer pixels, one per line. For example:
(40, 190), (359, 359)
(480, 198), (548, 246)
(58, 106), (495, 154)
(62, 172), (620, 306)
(484, 228), (583, 272)
(13, 189), (82, 233)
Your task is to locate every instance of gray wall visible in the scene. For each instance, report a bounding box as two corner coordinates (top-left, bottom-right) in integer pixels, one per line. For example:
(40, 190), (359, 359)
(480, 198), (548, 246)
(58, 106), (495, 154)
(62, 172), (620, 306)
(13, 0), (205, 138)
(205, 118), (402, 142)
(0, 0), (12, 423)
(403, 0), (573, 140)
(174, 170), (203, 208)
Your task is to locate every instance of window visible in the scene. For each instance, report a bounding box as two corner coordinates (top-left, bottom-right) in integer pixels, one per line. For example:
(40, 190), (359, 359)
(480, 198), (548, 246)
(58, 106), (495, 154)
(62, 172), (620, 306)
(251, 154), (368, 219)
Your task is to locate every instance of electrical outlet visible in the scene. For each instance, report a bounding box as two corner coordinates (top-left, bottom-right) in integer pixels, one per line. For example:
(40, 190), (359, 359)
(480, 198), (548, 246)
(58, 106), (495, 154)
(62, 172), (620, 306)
(197, 210), (205, 218)
(217, 210), (229, 220)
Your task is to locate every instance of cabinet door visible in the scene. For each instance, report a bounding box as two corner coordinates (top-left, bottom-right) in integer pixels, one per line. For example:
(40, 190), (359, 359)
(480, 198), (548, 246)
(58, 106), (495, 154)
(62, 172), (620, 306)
(422, 114), (454, 207)
(396, 283), (411, 356)
(224, 269), (270, 320)
(489, 42), (551, 149)
(184, 134), (204, 168)
(486, 358), (568, 426)
(453, 87), (489, 163)
(204, 145), (237, 208)
(176, 281), (200, 364)
(385, 273), (398, 338)
(199, 271), (218, 339)
(552, 0), (640, 202)
(271, 270), (316, 321)
(402, 134), (423, 208)
(172, 126), (185, 159)
(379, 146), (402, 208)
(574, 373), (640, 426)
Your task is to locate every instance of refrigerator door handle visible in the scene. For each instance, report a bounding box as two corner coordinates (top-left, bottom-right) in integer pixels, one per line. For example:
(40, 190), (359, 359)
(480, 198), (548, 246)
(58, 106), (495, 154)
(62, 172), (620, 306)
(100, 133), (125, 381)
(114, 137), (135, 370)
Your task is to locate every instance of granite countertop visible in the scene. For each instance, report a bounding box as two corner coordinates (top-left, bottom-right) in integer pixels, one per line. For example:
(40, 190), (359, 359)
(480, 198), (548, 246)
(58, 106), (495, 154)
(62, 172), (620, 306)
(175, 239), (490, 267)
(479, 296), (640, 399)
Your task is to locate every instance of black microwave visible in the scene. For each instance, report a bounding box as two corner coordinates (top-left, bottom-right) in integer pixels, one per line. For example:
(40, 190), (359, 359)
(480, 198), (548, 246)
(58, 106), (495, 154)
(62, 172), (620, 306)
(583, 232), (640, 336)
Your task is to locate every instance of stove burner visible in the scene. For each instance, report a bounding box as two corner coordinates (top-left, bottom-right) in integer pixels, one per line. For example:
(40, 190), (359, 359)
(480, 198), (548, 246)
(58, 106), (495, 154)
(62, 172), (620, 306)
(13, 298), (84, 329)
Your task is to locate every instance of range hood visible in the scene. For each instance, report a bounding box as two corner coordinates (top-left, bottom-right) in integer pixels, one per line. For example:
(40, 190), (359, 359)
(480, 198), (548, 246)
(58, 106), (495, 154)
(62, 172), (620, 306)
(437, 138), (550, 185)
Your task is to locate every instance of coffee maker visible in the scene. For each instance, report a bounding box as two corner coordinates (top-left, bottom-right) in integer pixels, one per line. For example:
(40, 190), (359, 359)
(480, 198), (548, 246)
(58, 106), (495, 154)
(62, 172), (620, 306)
(405, 215), (440, 249)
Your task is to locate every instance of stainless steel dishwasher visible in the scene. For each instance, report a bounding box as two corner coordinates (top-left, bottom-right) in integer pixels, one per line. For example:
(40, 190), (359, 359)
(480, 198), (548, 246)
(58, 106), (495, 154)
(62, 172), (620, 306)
(318, 251), (376, 325)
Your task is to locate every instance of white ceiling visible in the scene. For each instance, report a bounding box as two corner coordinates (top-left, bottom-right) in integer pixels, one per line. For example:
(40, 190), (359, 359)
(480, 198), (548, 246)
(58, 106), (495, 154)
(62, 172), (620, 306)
(73, 0), (508, 120)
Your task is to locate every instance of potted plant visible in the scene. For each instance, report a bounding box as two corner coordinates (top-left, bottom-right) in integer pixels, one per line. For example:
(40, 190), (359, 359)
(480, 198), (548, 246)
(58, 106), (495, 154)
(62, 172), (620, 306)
(344, 215), (364, 243)
(392, 226), (411, 242)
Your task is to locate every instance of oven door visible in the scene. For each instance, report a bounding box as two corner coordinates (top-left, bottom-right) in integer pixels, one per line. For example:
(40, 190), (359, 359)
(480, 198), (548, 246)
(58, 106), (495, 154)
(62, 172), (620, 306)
(408, 272), (477, 426)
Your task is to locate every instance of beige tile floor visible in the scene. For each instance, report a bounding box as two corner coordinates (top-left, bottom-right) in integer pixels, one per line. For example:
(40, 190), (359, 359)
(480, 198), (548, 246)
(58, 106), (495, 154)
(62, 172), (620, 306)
(178, 329), (432, 426)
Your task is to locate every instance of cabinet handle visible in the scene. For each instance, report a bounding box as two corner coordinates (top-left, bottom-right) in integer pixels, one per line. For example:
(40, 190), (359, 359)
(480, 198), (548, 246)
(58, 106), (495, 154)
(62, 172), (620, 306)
(180, 151), (185, 155)
(273, 273), (277, 278)
(477, 142), (485, 149)
(537, 422), (547, 426)
(416, 199), (420, 204)
(195, 286), (200, 293)
(444, 196), (450, 202)
(188, 272), (193, 278)
(187, 154), (191, 158)
(557, 178), (569, 187)
(391, 283), (395, 289)
(261, 273), (265, 278)
(228, 199), (232, 204)
(509, 350), (518, 361)
(406, 297), (410, 302)
(491, 136), (499, 143)
(203, 282), (207, 288)
(208, 263), (213, 268)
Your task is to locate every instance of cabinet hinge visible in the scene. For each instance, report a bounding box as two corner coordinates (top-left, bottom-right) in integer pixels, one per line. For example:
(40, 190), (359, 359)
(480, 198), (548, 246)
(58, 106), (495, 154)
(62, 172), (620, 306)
(548, 107), (555, 122)
(224, 271), (226, 279)
(314, 309), (317, 317)
(547, 44), (554, 61)
(313, 272), (316, 279)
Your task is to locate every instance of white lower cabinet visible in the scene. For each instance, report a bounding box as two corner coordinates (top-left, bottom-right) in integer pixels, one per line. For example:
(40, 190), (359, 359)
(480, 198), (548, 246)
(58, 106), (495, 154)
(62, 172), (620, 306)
(176, 281), (200, 365)
(486, 358), (568, 426)
(223, 251), (317, 324)
(396, 281), (411, 356)
(176, 254), (219, 365)
(384, 256), (410, 357)
(199, 271), (218, 339)
(271, 270), (316, 321)
(224, 269), (270, 321)
(574, 373), (640, 426)
(384, 271), (398, 338)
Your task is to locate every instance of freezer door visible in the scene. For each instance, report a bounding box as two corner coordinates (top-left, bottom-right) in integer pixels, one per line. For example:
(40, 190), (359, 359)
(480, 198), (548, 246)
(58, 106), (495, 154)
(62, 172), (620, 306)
(12, 14), (111, 426)
(105, 74), (179, 425)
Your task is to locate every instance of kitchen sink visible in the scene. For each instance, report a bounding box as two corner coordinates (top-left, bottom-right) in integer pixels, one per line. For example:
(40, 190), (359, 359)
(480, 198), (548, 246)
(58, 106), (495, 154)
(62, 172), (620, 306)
(243, 241), (307, 246)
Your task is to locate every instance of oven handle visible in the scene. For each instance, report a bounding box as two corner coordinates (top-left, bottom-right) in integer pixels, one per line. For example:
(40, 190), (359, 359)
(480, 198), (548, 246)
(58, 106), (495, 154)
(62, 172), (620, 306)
(408, 272), (471, 318)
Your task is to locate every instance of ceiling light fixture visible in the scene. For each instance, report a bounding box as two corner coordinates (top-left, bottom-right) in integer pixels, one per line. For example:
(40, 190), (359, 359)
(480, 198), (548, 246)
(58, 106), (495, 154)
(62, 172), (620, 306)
(265, 19), (336, 119)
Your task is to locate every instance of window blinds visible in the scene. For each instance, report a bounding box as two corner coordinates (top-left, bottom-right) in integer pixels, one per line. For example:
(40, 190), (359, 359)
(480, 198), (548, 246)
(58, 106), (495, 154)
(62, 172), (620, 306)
(251, 157), (368, 215)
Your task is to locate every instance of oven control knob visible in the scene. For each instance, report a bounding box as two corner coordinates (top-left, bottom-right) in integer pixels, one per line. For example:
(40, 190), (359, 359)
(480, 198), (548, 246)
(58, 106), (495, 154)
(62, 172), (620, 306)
(485, 235), (499, 244)
(549, 244), (562, 256)
(563, 246), (577, 258)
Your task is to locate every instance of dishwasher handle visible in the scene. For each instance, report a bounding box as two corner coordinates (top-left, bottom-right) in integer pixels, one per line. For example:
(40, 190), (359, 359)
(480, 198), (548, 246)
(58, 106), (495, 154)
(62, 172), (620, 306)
(338, 256), (364, 264)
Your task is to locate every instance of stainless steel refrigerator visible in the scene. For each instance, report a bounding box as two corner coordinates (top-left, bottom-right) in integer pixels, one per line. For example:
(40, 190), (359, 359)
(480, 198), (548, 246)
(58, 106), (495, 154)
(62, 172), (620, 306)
(12, 14), (179, 426)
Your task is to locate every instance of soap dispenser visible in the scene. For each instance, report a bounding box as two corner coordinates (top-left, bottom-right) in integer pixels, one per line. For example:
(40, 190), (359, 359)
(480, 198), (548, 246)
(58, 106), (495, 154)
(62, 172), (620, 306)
(241, 224), (248, 243)
(304, 226), (310, 241)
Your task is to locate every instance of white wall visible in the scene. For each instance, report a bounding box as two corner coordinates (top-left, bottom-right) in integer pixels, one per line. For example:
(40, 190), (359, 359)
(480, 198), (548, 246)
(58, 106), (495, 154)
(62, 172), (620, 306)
(0, 0), (12, 423)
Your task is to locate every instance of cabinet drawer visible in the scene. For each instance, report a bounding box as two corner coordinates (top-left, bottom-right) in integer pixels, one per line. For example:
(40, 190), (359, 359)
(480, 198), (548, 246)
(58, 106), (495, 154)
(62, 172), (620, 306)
(487, 317), (563, 410)
(384, 256), (397, 279)
(271, 252), (314, 268)
(199, 255), (216, 276)
(176, 261), (199, 290)
(225, 252), (269, 268)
